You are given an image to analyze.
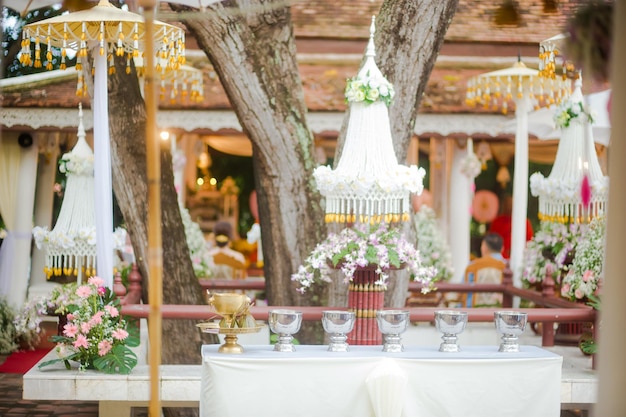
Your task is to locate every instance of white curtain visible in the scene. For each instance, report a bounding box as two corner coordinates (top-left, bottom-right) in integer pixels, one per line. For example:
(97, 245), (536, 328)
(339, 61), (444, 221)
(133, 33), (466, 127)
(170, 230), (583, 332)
(0, 139), (22, 297)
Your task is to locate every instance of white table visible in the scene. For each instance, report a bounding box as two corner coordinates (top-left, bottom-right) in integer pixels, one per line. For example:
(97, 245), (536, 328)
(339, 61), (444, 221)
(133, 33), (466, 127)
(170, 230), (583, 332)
(201, 344), (562, 417)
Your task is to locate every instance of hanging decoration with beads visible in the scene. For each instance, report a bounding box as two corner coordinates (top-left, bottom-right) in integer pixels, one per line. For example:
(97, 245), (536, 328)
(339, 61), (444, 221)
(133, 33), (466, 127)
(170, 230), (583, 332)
(19, 0), (186, 97)
(465, 59), (571, 115)
(538, 33), (579, 81)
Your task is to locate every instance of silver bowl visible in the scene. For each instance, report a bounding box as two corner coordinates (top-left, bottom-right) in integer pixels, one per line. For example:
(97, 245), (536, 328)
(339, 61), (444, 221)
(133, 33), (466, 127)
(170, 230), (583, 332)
(322, 310), (355, 352)
(376, 310), (410, 353)
(269, 309), (302, 352)
(434, 310), (468, 352)
(494, 311), (527, 352)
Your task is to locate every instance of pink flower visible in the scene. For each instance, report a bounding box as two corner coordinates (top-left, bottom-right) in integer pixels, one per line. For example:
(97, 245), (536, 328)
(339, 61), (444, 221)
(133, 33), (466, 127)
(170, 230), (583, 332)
(88, 276), (105, 287)
(81, 322), (92, 333)
(582, 270), (594, 283)
(112, 329), (129, 341)
(73, 334), (89, 349)
(98, 340), (112, 356)
(105, 305), (119, 317)
(97, 287), (106, 296)
(561, 283), (571, 297)
(63, 323), (79, 338)
(76, 285), (92, 298)
(67, 313), (74, 321)
(89, 311), (104, 326)
(574, 288), (584, 299)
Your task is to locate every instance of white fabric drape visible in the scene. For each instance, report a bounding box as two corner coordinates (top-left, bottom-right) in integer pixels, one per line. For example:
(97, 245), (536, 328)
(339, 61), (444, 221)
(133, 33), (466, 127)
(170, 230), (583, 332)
(93, 49), (114, 288)
(0, 139), (22, 297)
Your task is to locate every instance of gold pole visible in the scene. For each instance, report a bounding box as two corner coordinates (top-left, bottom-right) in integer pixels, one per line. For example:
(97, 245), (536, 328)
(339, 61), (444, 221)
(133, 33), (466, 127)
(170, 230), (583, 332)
(138, 1), (162, 417)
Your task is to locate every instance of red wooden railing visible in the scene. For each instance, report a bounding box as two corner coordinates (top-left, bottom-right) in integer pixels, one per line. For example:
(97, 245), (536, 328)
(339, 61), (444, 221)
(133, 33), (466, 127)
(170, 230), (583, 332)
(116, 267), (597, 348)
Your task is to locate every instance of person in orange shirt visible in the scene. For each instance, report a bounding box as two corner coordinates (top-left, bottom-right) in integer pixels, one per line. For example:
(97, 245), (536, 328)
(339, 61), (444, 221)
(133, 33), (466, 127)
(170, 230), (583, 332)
(464, 233), (507, 307)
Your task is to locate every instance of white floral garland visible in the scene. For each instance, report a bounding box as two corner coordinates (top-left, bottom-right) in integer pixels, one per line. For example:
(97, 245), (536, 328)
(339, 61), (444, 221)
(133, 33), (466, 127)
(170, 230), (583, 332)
(58, 152), (94, 176)
(345, 76), (395, 106)
(553, 100), (595, 129)
(179, 205), (214, 278)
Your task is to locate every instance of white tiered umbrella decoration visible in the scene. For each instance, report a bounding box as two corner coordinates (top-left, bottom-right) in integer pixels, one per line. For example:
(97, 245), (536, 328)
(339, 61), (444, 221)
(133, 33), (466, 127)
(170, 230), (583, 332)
(530, 77), (609, 224)
(313, 17), (425, 225)
(20, 0), (186, 287)
(466, 60), (570, 284)
(32, 105), (126, 283)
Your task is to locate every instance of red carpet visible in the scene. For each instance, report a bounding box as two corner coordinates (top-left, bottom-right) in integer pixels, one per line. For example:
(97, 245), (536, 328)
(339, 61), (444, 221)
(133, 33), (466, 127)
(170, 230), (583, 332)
(0, 349), (51, 374)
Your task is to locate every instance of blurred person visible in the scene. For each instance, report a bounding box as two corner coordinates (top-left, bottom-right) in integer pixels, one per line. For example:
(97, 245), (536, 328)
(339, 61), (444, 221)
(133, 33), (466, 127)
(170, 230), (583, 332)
(463, 233), (507, 307)
(488, 195), (533, 259)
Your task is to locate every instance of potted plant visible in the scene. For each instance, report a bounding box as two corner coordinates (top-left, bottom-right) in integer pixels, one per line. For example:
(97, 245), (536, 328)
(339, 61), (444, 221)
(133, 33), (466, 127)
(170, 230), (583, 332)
(39, 276), (139, 373)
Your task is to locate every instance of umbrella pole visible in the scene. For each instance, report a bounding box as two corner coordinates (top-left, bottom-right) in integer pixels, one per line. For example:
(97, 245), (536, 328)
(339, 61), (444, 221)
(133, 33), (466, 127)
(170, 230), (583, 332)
(509, 95), (530, 294)
(139, 2), (163, 417)
(92, 44), (115, 289)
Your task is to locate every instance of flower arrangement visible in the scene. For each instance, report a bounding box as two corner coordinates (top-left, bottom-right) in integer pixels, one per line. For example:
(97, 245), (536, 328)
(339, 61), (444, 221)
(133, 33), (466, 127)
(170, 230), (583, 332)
(13, 295), (48, 350)
(0, 297), (19, 354)
(521, 222), (586, 287)
(58, 151), (94, 176)
(460, 152), (482, 178)
(344, 75), (395, 106)
(413, 206), (454, 283)
(291, 223), (436, 293)
(553, 99), (594, 128)
(40, 276), (139, 373)
(12, 284), (81, 351)
(561, 217), (605, 301)
(180, 204), (214, 278)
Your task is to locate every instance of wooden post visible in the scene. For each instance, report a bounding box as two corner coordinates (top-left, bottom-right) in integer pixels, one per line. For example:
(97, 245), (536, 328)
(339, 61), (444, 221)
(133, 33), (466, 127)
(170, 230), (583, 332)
(137, 2), (162, 417)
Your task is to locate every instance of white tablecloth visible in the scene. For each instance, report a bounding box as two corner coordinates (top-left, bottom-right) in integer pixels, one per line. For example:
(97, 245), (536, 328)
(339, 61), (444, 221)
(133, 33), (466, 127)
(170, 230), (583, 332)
(201, 344), (562, 417)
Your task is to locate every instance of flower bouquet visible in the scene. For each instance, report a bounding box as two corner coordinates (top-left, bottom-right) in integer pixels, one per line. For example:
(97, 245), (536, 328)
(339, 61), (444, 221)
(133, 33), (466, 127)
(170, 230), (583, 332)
(39, 276), (139, 373)
(521, 222), (585, 287)
(561, 217), (605, 301)
(291, 223), (436, 293)
(413, 206), (454, 283)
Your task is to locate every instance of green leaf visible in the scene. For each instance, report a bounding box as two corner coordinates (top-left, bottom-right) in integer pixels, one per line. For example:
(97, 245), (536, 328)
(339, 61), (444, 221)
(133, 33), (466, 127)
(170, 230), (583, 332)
(93, 345), (138, 374)
(123, 320), (141, 348)
(388, 250), (401, 268)
(365, 246), (378, 264)
(38, 357), (66, 369)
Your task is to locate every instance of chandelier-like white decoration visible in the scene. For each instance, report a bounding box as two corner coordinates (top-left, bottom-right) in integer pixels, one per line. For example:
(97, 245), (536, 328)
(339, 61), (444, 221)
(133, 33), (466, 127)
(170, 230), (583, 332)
(530, 77), (609, 224)
(32, 105), (126, 282)
(313, 16), (425, 224)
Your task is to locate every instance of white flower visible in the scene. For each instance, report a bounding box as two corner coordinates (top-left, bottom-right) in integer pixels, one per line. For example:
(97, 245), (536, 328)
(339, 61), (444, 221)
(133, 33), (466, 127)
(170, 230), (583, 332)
(291, 223), (434, 293)
(413, 206), (453, 282)
(344, 76), (394, 106)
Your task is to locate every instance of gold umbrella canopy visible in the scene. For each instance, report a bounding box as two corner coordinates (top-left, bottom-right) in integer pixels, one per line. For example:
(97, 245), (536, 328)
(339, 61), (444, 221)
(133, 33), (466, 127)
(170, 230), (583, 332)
(19, 0), (185, 94)
(465, 60), (571, 114)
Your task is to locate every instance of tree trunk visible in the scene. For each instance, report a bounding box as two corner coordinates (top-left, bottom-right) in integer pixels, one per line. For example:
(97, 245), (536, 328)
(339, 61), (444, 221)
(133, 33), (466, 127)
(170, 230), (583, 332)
(175, 1), (326, 308)
(107, 56), (216, 367)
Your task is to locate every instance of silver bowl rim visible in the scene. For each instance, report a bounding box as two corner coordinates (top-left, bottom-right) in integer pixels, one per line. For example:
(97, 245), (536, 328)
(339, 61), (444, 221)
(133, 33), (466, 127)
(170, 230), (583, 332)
(269, 309), (303, 316)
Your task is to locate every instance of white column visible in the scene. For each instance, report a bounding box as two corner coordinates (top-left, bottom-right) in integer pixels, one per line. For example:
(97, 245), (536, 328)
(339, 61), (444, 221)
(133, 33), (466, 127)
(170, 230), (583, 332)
(448, 141), (472, 284)
(595, 0), (626, 413)
(29, 133), (60, 298)
(509, 96), (530, 288)
(8, 137), (39, 308)
(93, 46), (114, 288)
